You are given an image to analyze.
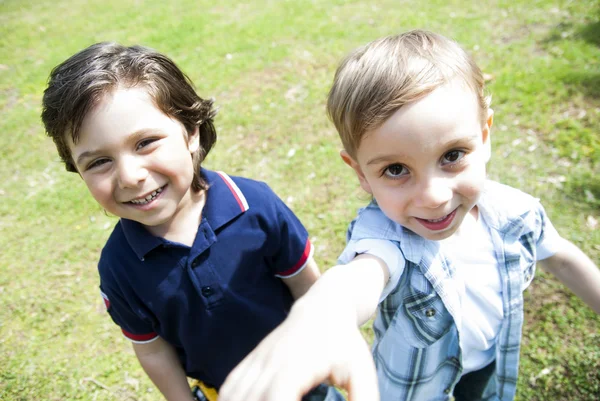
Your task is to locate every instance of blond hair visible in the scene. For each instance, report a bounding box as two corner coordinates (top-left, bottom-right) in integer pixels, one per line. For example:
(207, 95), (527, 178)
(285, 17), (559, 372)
(327, 30), (490, 158)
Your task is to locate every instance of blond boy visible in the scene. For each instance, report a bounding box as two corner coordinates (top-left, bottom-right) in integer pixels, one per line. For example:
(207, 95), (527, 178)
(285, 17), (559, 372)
(220, 30), (600, 401)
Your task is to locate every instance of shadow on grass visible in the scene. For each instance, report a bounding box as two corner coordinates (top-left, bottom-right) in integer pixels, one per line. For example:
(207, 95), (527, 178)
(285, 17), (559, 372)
(560, 71), (600, 100)
(537, 14), (600, 209)
(542, 13), (600, 99)
(564, 170), (600, 212)
(576, 19), (600, 47)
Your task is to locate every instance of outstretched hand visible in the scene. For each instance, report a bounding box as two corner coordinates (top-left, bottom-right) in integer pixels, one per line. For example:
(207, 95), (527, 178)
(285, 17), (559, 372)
(218, 303), (379, 401)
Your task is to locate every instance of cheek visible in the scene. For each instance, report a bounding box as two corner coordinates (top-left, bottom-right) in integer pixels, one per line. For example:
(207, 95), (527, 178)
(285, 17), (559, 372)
(158, 145), (194, 176)
(457, 168), (486, 199)
(84, 177), (112, 205)
(372, 185), (409, 218)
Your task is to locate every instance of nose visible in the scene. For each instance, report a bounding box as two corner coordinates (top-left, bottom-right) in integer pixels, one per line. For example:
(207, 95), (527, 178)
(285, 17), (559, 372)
(414, 175), (453, 209)
(116, 156), (148, 189)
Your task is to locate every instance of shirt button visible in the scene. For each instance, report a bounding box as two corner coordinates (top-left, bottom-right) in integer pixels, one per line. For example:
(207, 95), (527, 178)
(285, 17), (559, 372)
(201, 286), (214, 297)
(425, 308), (436, 317)
(191, 259), (199, 268)
(444, 387), (451, 394)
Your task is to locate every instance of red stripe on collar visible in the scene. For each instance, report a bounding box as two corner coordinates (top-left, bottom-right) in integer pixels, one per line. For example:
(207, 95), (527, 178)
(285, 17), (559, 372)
(216, 171), (249, 212)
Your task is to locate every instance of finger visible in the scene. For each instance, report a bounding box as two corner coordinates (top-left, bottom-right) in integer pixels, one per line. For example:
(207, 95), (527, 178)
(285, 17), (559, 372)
(330, 337), (379, 401)
(345, 360), (380, 401)
(220, 355), (263, 401)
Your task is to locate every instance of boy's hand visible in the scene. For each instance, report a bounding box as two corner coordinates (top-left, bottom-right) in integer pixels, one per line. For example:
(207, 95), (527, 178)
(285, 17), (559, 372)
(218, 303), (379, 401)
(220, 256), (387, 401)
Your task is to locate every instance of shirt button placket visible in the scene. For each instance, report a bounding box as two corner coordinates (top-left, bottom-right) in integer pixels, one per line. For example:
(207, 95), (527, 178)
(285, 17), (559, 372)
(190, 257), (215, 299)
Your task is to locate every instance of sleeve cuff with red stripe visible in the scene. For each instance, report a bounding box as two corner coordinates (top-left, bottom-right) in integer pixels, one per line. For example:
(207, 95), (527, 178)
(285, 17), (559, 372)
(122, 329), (159, 344)
(275, 239), (314, 278)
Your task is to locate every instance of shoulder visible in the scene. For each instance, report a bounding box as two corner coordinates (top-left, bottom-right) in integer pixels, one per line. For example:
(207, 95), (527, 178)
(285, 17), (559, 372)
(100, 221), (127, 261)
(480, 181), (541, 216)
(227, 173), (276, 199)
(209, 170), (280, 205)
(483, 180), (537, 203)
(479, 180), (550, 234)
(206, 170), (304, 233)
(98, 221), (135, 278)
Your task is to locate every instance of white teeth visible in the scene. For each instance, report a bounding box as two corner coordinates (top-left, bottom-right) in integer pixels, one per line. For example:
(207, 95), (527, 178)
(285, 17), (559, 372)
(129, 187), (163, 205)
(427, 216), (447, 222)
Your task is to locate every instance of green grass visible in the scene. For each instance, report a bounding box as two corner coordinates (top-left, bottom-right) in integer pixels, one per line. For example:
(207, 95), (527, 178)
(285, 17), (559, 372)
(1, 0), (599, 400)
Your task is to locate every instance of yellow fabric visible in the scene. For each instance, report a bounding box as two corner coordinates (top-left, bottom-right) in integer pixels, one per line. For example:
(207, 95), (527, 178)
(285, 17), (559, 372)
(191, 380), (218, 401)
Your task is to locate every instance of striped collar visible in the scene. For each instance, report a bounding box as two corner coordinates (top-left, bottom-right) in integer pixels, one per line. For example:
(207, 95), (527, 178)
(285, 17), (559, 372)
(120, 168), (249, 260)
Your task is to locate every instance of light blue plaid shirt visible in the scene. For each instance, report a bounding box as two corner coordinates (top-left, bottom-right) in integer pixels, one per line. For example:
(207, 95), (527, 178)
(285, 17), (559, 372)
(339, 181), (560, 401)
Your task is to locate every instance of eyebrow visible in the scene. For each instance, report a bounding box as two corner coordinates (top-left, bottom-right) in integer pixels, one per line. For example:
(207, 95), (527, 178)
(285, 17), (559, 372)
(366, 154), (407, 166)
(75, 128), (162, 167)
(365, 135), (479, 166)
(76, 150), (102, 167)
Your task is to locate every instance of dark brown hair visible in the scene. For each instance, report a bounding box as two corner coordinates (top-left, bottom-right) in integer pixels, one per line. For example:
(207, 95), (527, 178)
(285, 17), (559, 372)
(41, 42), (217, 191)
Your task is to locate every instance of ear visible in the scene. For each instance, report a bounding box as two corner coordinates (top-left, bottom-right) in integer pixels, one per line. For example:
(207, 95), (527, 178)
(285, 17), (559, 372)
(187, 126), (200, 153)
(482, 108), (493, 163)
(340, 150), (372, 195)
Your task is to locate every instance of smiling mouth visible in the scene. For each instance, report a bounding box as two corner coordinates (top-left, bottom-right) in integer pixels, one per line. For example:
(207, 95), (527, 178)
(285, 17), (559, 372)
(128, 186), (164, 205)
(415, 209), (457, 231)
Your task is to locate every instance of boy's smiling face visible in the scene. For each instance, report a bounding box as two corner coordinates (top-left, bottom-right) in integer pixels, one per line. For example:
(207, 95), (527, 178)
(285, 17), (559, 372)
(68, 86), (200, 232)
(342, 81), (493, 241)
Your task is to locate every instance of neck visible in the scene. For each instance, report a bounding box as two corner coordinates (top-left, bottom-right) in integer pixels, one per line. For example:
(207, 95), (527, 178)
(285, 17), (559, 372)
(441, 206), (479, 245)
(147, 188), (206, 246)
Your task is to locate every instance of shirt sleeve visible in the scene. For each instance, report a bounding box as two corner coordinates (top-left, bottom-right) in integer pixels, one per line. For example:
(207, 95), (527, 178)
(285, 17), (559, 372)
(260, 183), (313, 278)
(534, 200), (563, 261)
(338, 238), (405, 302)
(99, 273), (158, 344)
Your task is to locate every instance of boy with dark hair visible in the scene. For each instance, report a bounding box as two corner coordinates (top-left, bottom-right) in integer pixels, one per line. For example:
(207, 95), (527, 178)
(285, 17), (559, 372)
(42, 42), (347, 401)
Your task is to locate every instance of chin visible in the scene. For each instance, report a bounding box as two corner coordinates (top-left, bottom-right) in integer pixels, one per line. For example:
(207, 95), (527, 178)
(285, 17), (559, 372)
(412, 224), (458, 241)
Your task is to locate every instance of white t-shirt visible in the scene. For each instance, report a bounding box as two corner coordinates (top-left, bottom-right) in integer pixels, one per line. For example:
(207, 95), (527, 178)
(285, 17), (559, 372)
(440, 214), (502, 373)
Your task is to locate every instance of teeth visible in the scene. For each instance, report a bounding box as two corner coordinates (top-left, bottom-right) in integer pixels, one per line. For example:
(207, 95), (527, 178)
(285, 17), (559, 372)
(129, 187), (162, 205)
(427, 216), (447, 222)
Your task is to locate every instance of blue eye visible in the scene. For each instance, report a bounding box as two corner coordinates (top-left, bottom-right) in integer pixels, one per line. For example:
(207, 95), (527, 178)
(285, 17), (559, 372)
(383, 164), (408, 178)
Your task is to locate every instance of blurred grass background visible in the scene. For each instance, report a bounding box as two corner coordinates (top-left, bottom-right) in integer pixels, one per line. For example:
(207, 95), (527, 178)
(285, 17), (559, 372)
(1, 0), (598, 400)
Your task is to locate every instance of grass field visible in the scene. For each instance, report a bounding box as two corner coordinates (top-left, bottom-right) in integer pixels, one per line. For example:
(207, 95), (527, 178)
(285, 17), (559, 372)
(1, 0), (599, 400)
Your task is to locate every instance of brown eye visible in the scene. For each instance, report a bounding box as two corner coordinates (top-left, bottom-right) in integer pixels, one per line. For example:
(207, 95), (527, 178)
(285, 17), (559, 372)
(136, 138), (158, 150)
(383, 164), (408, 178)
(443, 150), (465, 164)
(87, 158), (110, 170)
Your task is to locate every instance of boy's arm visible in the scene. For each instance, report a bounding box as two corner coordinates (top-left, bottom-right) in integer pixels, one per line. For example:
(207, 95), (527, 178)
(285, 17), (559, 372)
(133, 337), (196, 401)
(219, 254), (388, 401)
(538, 237), (600, 314)
(281, 257), (321, 300)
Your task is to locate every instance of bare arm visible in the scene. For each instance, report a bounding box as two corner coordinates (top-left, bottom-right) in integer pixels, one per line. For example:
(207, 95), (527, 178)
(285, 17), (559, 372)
(282, 257), (322, 300)
(219, 254), (388, 401)
(538, 237), (600, 314)
(133, 337), (195, 401)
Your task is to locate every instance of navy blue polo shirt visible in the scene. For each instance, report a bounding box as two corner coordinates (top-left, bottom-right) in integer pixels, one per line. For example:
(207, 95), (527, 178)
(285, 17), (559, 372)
(98, 169), (313, 388)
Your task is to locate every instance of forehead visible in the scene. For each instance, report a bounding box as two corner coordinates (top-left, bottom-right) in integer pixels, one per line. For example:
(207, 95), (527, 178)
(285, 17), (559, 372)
(67, 87), (181, 152)
(82, 87), (168, 132)
(358, 82), (481, 160)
